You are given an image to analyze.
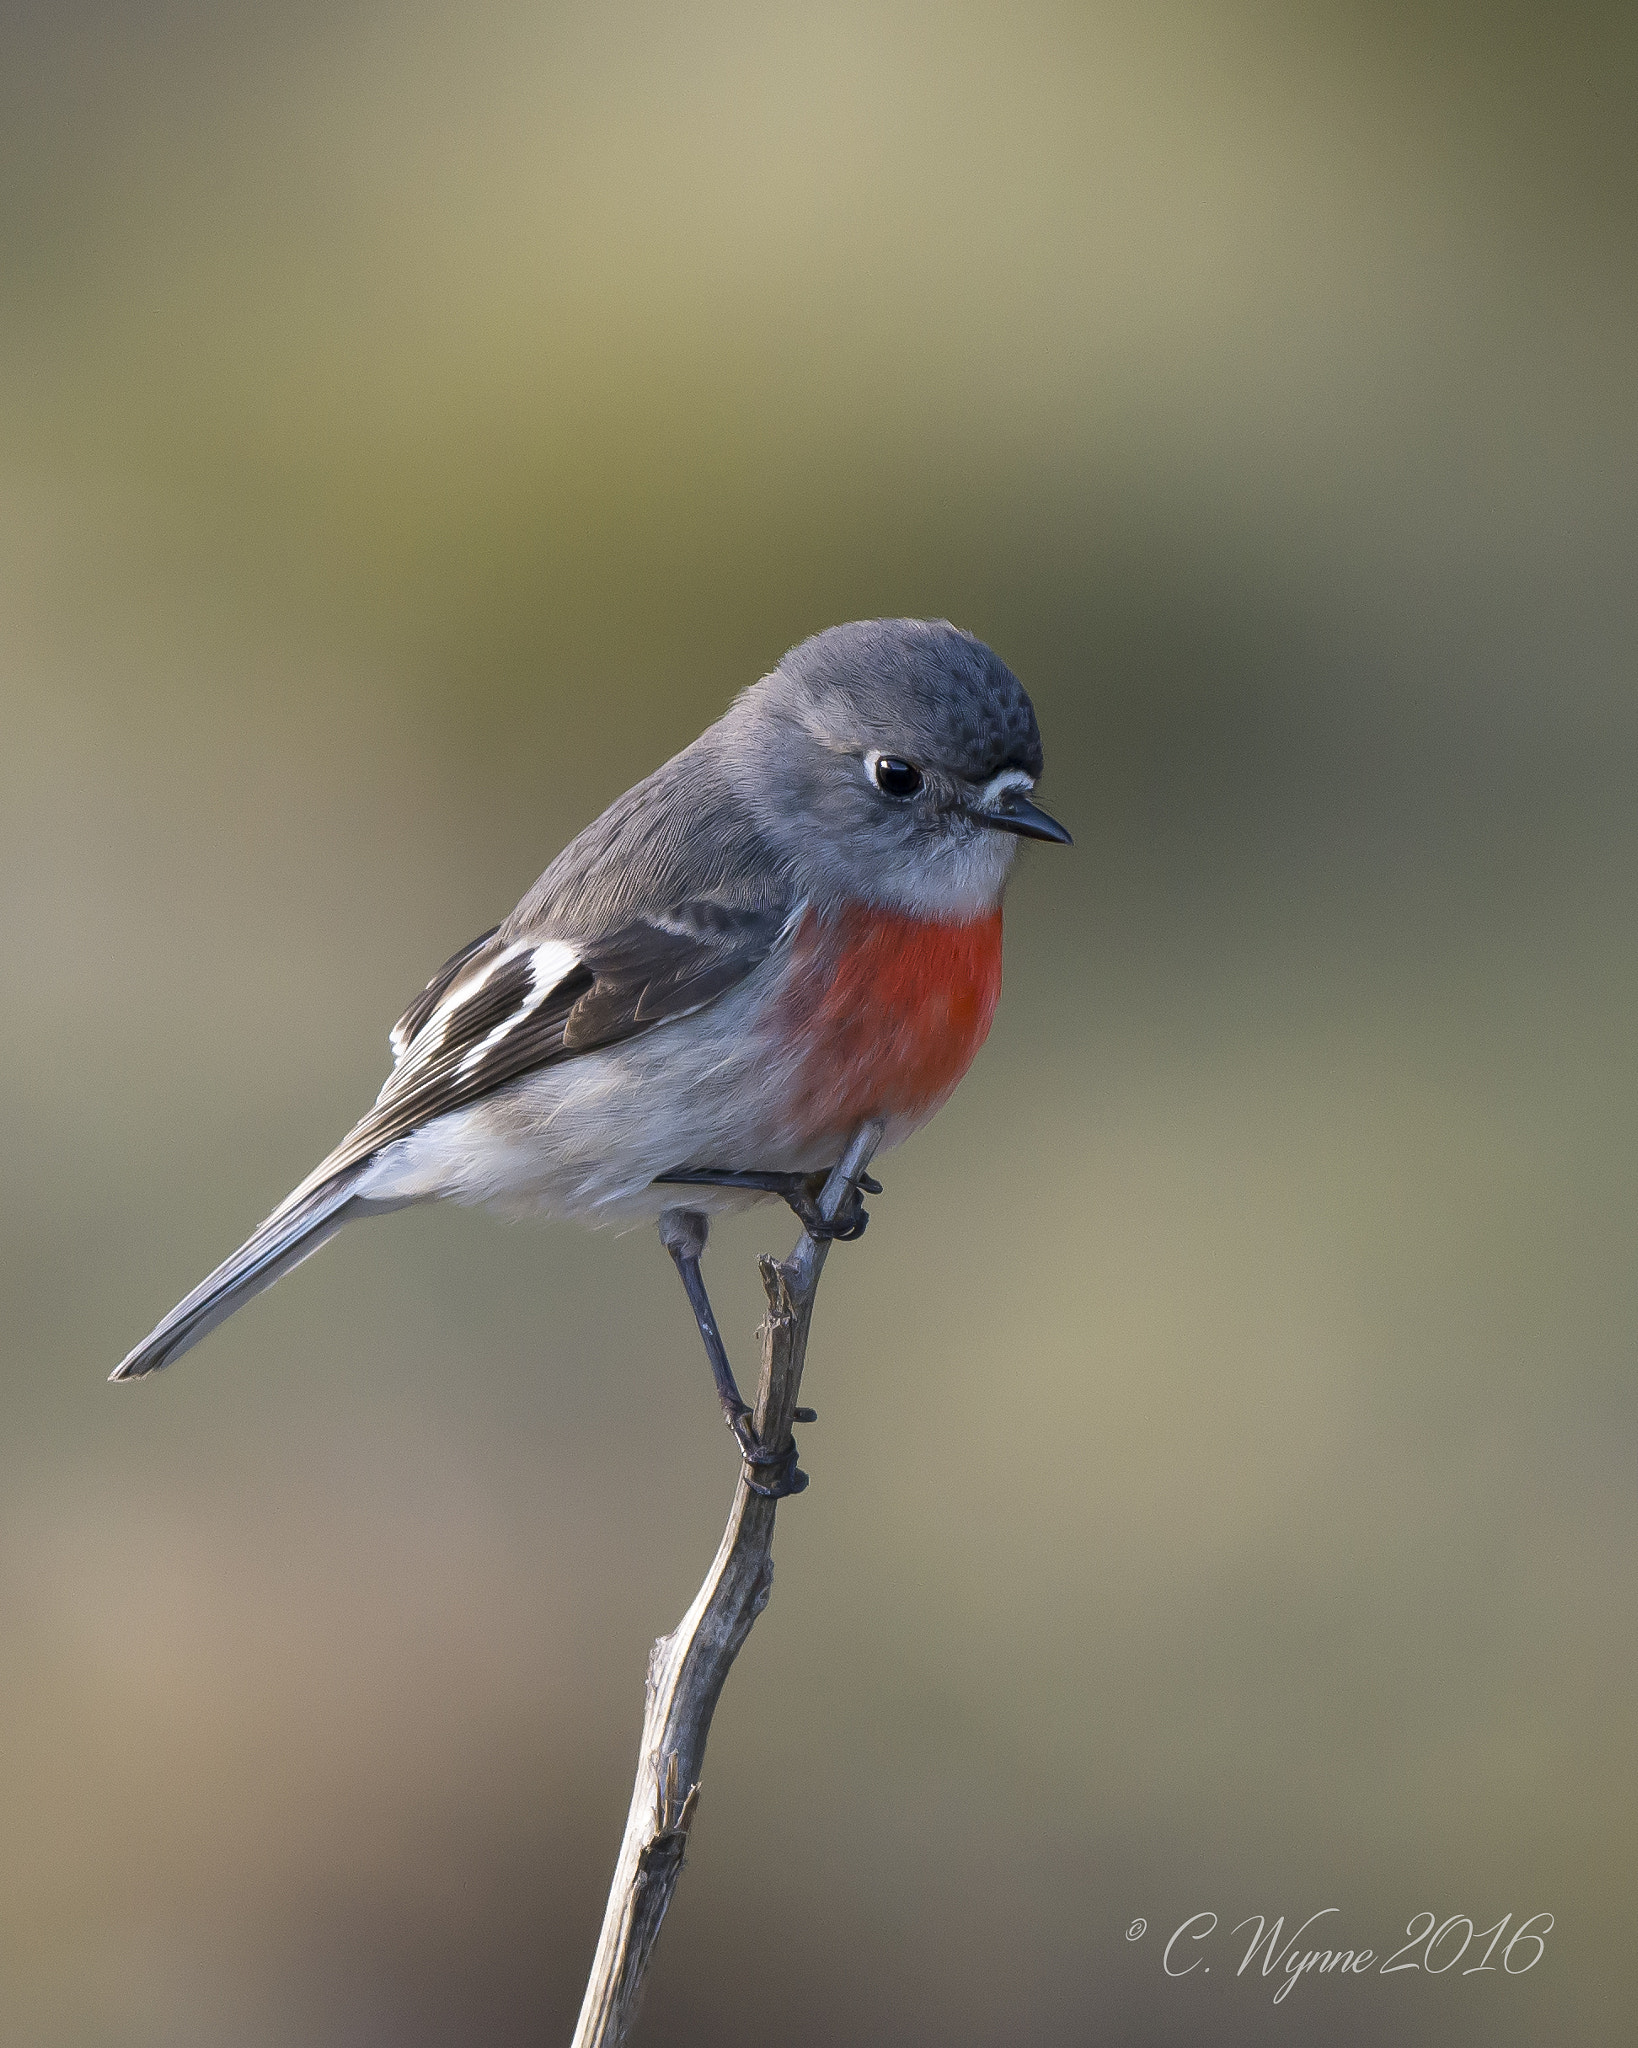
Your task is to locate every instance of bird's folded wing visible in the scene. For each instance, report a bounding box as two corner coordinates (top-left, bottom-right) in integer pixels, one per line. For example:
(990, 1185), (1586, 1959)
(388, 923), (502, 1064)
(285, 899), (798, 1207)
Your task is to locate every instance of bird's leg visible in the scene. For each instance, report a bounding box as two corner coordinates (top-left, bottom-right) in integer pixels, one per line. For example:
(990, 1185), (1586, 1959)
(657, 1207), (809, 1498)
(655, 1167), (882, 1243)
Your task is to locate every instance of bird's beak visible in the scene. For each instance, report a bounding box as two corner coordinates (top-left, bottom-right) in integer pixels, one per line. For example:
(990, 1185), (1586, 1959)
(972, 790), (1073, 845)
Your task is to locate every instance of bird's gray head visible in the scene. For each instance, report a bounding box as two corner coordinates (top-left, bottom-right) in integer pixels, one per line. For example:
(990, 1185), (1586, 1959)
(720, 619), (1070, 918)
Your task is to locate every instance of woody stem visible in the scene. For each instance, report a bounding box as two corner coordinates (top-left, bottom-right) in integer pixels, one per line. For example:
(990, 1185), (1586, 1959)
(569, 1119), (885, 2048)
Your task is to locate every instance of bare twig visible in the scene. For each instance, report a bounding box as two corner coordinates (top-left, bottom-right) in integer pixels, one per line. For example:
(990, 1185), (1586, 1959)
(570, 1121), (885, 2048)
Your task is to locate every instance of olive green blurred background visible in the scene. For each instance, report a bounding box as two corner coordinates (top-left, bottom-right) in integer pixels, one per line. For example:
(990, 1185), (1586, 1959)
(3, 4), (1634, 2043)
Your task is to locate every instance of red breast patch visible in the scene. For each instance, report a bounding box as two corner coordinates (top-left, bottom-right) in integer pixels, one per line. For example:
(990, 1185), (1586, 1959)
(772, 903), (1004, 1144)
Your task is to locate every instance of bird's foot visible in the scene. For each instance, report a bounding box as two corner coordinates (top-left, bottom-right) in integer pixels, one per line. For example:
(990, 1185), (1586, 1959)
(788, 1171), (879, 1243)
(656, 1167), (881, 1243)
(729, 1406), (816, 1498)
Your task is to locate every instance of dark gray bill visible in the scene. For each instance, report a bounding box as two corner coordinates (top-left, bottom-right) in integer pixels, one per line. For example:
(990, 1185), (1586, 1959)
(974, 793), (1073, 845)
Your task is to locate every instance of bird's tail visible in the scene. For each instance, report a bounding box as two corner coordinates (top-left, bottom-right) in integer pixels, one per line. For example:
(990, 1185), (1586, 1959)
(111, 1168), (383, 1381)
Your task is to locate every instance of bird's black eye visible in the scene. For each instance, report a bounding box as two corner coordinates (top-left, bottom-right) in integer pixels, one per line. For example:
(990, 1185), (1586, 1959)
(872, 755), (923, 799)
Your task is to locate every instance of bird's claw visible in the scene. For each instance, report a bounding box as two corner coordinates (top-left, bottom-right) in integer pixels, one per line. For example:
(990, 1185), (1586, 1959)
(654, 1166), (881, 1243)
(792, 1172), (874, 1242)
(730, 1410), (811, 1498)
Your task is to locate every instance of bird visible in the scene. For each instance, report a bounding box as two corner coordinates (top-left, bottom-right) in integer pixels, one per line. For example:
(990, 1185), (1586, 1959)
(113, 618), (1070, 1491)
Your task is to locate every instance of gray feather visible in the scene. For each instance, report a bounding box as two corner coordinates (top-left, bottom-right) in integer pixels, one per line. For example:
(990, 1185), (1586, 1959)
(111, 1172), (383, 1379)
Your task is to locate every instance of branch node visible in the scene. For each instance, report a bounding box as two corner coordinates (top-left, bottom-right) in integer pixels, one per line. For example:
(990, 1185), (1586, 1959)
(758, 1251), (798, 1322)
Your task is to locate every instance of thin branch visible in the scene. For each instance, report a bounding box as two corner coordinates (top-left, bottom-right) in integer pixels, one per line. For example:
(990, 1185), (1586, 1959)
(570, 1121), (885, 2048)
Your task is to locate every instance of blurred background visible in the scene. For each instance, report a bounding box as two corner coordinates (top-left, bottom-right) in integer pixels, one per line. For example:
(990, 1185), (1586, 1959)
(2, 3), (1634, 2042)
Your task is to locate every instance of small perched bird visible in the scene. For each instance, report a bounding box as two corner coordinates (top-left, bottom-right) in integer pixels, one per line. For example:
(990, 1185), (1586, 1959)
(114, 619), (1069, 1488)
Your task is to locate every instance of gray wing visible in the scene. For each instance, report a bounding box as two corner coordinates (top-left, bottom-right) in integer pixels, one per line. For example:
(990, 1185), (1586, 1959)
(294, 898), (796, 1198)
(351, 730), (803, 1172)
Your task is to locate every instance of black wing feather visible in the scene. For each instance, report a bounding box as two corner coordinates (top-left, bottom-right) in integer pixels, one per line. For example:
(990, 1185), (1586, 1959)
(561, 909), (785, 1047)
(390, 923), (502, 1061)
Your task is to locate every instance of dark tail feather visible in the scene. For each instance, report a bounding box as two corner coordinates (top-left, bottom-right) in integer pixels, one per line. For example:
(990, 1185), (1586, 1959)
(112, 1171), (376, 1381)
